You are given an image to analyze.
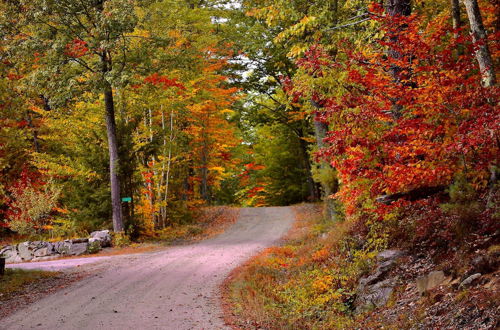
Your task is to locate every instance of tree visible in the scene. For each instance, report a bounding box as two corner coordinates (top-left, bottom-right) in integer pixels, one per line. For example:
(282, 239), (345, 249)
(463, 0), (496, 86)
(1, 0), (142, 232)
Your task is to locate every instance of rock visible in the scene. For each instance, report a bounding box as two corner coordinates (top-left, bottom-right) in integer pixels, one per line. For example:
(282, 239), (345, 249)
(416, 271), (446, 295)
(90, 230), (112, 248)
(354, 250), (405, 313)
(17, 242), (34, 261)
(33, 242), (54, 257)
(459, 273), (481, 288)
(55, 240), (88, 256)
(0, 245), (12, 256)
(1, 246), (22, 263)
(68, 242), (88, 256)
(355, 279), (395, 313)
(377, 250), (405, 262)
(71, 238), (89, 244)
(54, 241), (72, 255)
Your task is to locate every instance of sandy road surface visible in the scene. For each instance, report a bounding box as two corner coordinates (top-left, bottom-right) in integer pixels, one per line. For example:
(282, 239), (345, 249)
(1, 207), (294, 330)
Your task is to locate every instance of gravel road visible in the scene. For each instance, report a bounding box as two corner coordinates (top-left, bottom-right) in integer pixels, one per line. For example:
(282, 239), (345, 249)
(1, 207), (294, 330)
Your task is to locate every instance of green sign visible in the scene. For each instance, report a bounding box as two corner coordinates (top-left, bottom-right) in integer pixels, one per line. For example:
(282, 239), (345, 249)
(121, 197), (132, 203)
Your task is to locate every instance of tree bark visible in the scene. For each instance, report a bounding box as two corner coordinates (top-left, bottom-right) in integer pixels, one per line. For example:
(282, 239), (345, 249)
(385, 0), (412, 119)
(385, 0), (411, 16)
(311, 103), (339, 220)
(451, 0), (464, 56)
(463, 0), (496, 86)
(451, 0), (462, 31)
(299, 133), (319, 201)
(104, 84), (124, 232)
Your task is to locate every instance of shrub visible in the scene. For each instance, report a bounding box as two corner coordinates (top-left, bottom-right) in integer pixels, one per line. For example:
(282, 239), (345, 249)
(7, 179), (61, 236)
(112, 232), (131, 247)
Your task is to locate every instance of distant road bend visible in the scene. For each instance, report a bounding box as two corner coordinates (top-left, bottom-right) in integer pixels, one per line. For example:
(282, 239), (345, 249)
(1, 207), (294, 330)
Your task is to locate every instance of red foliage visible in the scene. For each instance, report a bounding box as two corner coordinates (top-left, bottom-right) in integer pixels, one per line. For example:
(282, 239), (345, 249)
(143, 73), (186, 91)
(294, 7), (499, 217)
(64, 39), (89, 58)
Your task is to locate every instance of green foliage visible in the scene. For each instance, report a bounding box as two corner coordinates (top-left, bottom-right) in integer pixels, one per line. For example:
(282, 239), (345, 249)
(251, 124), (311, 205)
(311, 163), (338, 193)
(441, 175), (483, 238)
(48, 218), (86, 241)
(87, 240), (102, 254)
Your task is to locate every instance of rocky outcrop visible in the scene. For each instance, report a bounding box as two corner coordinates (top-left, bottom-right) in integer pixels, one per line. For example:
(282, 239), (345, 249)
(354, 249), (405, 313)
(0, 230), (112, 263)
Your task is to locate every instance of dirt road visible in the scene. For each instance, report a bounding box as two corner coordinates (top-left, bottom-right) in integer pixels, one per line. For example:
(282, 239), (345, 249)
(1, 207), (294, 330)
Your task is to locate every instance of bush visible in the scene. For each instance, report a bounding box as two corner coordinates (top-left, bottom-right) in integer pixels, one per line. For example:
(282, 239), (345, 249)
(7, 180), (61, 236)
(112, 232), (131, 247)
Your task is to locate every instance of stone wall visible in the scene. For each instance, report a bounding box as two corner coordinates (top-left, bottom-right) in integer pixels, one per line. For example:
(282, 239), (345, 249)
(0, 230), (111, 263)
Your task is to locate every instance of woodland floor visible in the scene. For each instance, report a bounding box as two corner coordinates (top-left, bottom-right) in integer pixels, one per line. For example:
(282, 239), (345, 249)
(0, 207), (294, 330)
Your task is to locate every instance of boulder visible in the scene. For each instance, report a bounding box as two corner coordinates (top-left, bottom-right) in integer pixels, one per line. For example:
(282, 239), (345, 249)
(54, 241), (72, 255)
(33, 242), (54, 257)
(355, 279), (395, 313)
(354, 249), (405, 313)
(460, 273), (481, 288)
(1, 246), (22, 263)
(71, 238), (89, 244)
(54, 240), (88, 256)
(90, 230), (112, 248)
(17, 242), (34, 261)
(377, 250), (405, 262)
(69, 242), (89, 256)
(416, 271), (446, 295)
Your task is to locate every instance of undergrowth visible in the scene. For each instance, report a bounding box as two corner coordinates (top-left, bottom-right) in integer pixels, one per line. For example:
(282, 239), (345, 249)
(142, 206), (239, 244)
(225, 203), (375, 329)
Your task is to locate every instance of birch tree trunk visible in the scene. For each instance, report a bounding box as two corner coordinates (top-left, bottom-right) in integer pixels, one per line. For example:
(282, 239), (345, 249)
(463, 0), (496, 86)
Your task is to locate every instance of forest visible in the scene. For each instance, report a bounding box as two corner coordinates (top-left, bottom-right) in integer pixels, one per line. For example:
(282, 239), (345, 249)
(0, 0), (498, 328)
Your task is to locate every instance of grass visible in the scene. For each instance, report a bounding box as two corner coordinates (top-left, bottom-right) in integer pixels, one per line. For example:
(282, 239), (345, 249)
(0, 268), (58, 300)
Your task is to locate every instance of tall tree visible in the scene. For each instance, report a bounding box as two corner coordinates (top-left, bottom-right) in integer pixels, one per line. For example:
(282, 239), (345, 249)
(1, 0), (141, 231)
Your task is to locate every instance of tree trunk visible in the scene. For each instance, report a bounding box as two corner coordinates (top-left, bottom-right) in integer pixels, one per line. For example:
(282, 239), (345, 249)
(26, 110), (40, 153)
(451, 0), (462, 32)
(297, 126), (320, 202)
(200, 148), (210, 202)
(104, 85), (124, 232)
(385, 0), (411, 16)
(384, 0), (412, 119)
(312, 109), (339, 221)
(463, 0), (496, 86)
(451, 0), (464, 56)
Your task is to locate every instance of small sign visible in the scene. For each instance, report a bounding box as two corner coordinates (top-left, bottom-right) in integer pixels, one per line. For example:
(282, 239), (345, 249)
(121, 197), (132, 203)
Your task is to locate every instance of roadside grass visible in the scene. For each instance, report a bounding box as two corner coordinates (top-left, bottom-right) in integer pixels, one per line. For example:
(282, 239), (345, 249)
(223, 203), (373, 329)
(0, 269), (58, 301)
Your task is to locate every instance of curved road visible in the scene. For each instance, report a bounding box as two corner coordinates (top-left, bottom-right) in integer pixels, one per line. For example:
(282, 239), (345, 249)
(1, 207), (294, 330)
